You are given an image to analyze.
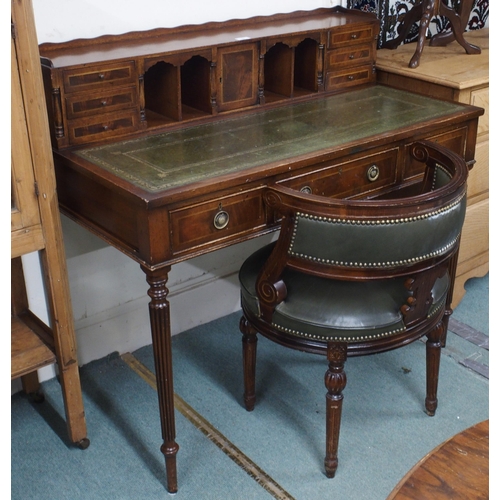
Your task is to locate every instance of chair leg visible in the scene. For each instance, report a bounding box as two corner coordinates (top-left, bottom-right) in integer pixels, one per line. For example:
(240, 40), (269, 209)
(324, 342), (347, 478)
(425, 320), (444, 416)
(240, 316), (258, 411)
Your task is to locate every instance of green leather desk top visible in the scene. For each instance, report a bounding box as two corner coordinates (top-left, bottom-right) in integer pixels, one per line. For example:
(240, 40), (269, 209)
(75, 86), (470, 193)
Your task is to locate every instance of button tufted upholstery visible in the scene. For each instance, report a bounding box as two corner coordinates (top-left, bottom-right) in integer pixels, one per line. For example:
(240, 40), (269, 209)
(238, 140), (468, 478)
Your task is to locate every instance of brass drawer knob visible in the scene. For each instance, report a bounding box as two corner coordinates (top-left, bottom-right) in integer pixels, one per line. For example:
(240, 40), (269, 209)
(367, 164), (380, 182)
(214, 210), (229, 230)
(300, 186), (312, 194)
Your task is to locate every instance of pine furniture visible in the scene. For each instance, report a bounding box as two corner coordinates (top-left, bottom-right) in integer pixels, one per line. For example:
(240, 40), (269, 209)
(11, 0), (88, 449)
(37, 7), (482, 492)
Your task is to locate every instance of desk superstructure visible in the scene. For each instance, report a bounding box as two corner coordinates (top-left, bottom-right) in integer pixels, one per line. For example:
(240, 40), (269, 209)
(39, 7), (483, 493)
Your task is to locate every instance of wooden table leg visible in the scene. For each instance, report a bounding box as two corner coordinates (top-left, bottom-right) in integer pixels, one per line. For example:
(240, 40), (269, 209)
(381, 1), (425, 51)
(381, 0), (480, 69)
(142, 265), (179, 494)
(430, 0), (475, 46)
(408, 0), (437, 68)
(380, 0), (438, 68)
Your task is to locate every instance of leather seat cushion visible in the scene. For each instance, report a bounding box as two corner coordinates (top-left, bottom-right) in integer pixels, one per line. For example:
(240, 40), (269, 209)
(240, 244), (449, 343)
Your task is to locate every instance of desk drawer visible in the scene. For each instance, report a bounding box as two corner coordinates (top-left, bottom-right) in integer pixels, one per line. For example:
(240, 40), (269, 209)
(169, 188), (266, 253)
(63, 61), (136, 93)
(328, 24), (375, 48)
(278, 148), (399, 198)
(325, 64), (374, 91)
(404, 127), (468, 180)
(325, 44), (373, 70)
(68, 111), (139, 145)
(65, 86), (137, 119)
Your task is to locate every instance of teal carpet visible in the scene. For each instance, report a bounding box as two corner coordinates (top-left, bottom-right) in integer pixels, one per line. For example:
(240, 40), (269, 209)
(11, 275), (489, 499)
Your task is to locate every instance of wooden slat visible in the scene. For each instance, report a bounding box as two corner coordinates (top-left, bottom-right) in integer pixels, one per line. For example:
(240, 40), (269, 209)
(11, 315), (56, 379)
(11, 225), (45, 258)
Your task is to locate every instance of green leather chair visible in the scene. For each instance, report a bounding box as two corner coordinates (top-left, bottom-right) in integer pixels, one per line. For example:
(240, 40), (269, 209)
(238, 140), (468, 478)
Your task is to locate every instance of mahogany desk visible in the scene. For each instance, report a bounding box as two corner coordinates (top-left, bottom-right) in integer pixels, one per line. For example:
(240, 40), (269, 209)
(38, 7), (483, 493)
(51, 86), (481, 492)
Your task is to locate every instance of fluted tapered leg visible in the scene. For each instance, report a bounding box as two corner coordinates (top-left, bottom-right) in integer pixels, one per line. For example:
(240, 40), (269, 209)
(324, 342), (347, 478)
(240, 316), (258, 411)
(142, 265), (179, 494)
(425, 320), (444, 416)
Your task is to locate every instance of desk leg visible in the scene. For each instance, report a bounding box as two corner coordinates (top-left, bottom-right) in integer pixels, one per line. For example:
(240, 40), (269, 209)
(142, 265), (179, 494)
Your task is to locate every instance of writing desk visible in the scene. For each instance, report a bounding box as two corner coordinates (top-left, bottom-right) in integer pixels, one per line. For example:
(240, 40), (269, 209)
(39, 8), (482, 493)
(52, 85), (480, 492)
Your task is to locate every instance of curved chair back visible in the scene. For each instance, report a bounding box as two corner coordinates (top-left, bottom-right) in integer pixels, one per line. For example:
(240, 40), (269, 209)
(261, 141), (468, 280)
(254, 141), (468, 329)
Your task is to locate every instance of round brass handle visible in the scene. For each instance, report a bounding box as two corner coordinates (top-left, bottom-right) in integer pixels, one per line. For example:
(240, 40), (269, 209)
(300, 186), (312, 194)
(98, 73), (105, 80)
(214, 210), (229, 230)
(367, 164), (380, 182)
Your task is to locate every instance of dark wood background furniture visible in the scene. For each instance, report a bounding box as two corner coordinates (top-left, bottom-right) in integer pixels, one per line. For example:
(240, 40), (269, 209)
(381, 0), (480, 68)
(388, 419), (488, 499)
(38, 7), (483, 493)
(11, 0), (88, 449)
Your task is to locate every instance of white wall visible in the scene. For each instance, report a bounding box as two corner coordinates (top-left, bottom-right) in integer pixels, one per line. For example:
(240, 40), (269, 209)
(33, 0), (344, 43)
(16, 0), (344, 390)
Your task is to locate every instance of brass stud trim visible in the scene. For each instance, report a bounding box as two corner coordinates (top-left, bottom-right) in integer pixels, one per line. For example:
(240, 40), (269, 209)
(271, 323), (406, 342)
(288, 192), (465, 267)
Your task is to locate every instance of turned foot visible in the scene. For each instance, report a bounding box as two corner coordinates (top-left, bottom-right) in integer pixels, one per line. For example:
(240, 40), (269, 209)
(324, 343), (347, 478)
(240, 316), (258, 411)
(425, 321), (443, 417)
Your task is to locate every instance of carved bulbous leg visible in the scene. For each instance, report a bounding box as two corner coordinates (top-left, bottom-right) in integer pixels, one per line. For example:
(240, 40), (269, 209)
(425, 320), (444, 416)
(324, 342), (348, 478)
(142, 265), (179, 494)
(409, 0), (436, 68)
(240, 316), (258, 411)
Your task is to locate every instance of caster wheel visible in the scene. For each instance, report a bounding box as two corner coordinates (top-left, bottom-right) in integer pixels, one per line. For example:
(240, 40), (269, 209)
(77, 438), (90, 450)
(31, 391), (45, 404)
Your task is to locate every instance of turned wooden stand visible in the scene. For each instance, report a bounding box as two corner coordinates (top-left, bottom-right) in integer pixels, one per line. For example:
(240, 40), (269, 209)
(382, 0), (480, 68)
